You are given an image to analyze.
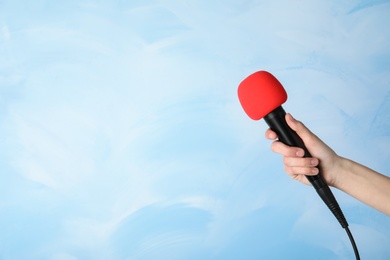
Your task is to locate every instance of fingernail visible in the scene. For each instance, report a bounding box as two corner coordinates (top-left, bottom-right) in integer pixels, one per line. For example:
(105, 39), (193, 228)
(310, 159), (317, 165)
(296, 150), (304, 157)
(312, 168), (319, 174)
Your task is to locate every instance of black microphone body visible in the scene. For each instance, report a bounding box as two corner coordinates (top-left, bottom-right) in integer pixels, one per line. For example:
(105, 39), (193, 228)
(264, 106), (348, 228)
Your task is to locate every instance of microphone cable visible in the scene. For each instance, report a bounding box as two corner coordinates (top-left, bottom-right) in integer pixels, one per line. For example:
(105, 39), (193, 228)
(313, 179), (360, 260)
(345, 225), (360, 260)
(330, 198), (360, 260)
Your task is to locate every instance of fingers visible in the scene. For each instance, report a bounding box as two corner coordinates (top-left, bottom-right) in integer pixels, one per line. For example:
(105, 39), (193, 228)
(264, 113), (331, 186)
(270, 140), (320, 177)
(270, 140), (305, 157)
(284, 164), (319, 176)
(265, 114), (322, 185)
(283, 156), (319, 168)
(265, 129), (277, 140)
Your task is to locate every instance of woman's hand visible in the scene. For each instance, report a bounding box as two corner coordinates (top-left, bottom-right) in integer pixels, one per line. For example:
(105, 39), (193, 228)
(265, 113), (342, 187)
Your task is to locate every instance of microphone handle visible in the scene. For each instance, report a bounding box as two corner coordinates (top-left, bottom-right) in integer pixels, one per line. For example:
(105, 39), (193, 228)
(264, 106), (348, 228)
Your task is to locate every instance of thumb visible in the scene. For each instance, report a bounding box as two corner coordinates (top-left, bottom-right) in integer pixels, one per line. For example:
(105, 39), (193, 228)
(285, 113), (320, 148)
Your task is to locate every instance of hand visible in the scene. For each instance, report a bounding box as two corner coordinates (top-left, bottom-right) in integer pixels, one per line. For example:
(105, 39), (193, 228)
(265, 113), (342, 187)
(265, 113), (390, 215)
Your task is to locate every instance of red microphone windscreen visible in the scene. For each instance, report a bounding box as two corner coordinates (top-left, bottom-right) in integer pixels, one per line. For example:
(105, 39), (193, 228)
(238, 71), (288, 120)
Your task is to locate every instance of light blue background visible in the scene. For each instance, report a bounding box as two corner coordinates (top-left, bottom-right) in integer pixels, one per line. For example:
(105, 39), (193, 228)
(1, 0), (390, 259)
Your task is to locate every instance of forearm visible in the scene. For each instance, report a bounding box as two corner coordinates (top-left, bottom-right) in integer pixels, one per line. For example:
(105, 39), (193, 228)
(334, 157), (390, 216)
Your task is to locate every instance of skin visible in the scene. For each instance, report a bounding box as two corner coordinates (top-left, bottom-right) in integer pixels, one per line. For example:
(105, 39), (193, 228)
(265, 113), (390, 216)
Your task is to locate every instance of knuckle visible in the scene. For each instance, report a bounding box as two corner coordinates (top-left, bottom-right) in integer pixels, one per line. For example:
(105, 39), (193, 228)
(284, 165), (292, 174)
(271, 141), (281, 153)
(283, 156), (289, 165)
(285, 165), (314, 175)
(283, 157), (307, 167)
(284, 165), (298, 175)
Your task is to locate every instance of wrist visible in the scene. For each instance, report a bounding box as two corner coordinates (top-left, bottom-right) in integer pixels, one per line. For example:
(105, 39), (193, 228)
(331, 156), (352, 190)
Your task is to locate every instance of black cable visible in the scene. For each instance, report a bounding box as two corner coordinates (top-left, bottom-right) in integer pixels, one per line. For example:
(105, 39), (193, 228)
(320, 192), (360, 259)
(345, 226), (360, 260)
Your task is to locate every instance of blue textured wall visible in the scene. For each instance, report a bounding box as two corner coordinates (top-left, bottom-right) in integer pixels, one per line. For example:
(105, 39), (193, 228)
(1, 1), (389, 259)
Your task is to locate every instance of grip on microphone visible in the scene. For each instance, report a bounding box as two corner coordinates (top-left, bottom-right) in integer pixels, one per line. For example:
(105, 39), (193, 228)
(264, 106), (348, 228)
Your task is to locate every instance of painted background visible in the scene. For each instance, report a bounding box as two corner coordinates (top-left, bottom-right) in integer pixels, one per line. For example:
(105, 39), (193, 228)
(1, 0), (390, 259)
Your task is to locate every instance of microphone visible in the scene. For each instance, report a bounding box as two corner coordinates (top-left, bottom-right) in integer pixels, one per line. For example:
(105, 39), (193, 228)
(237, 70), (348, 229)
